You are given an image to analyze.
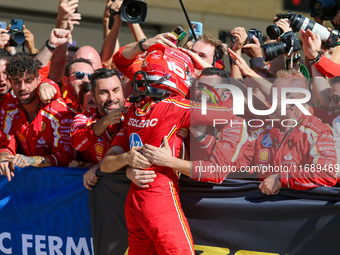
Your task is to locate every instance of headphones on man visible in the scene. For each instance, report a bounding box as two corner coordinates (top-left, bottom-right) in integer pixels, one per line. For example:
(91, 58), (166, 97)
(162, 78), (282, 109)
(212, 45), (225, 70)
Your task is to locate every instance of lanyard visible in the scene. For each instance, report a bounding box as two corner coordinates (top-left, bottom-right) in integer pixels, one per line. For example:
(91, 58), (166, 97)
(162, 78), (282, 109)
(274, 118), (304, 150)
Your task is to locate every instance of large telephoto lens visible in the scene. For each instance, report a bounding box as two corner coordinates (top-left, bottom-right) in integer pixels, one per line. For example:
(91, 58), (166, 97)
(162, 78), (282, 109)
(290, 14), (331, 41)
(262, 42), (286, 61)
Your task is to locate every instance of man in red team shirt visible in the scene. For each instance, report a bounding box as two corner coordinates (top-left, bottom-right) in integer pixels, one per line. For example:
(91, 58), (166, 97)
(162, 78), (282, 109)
(0, 54), (75, 181)
(70, 68), (124, 189)
(0, 47), (62, 109)
(62, 58), (95, 112)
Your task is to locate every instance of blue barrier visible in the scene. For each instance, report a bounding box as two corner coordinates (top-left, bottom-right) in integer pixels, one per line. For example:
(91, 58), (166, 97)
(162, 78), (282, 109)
(0, 167), (92, 255)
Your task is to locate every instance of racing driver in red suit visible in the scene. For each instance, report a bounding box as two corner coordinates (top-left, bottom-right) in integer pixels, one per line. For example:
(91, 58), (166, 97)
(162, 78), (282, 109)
(101, 43), (237, 254)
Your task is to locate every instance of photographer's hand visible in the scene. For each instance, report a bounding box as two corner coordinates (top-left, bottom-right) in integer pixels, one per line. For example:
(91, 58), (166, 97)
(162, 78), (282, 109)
(0, 29), (10, 49)
(275, 18), (291, 34)
(110, 0), (123, 15)
(300, 29), (321, 59)
(56, 0), (79, 29)
(243, 36), (262, 59)
(231, 27), (247, 54)
(23, 25), (38, 54)
(66, 13), (81, 33)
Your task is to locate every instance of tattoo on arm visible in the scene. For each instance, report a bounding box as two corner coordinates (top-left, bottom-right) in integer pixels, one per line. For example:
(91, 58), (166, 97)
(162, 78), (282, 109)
(25, 156), (51, 167)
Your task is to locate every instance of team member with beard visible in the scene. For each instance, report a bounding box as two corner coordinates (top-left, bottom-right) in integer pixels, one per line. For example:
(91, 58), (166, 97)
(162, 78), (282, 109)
(0, 48), (62, 109)
(0, 54), (75, 181)
(70, 68), (124, 189)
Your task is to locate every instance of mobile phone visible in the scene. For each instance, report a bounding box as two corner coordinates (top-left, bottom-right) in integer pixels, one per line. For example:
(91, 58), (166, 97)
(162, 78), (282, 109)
(10, 19), (23, 31)
(0, 21), (6, 29)
(170, 26), (187, 44)
(189, 21), (203, 38)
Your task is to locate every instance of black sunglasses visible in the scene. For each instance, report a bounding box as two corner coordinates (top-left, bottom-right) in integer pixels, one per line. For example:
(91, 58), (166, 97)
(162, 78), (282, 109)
(70, 71), (93, 80)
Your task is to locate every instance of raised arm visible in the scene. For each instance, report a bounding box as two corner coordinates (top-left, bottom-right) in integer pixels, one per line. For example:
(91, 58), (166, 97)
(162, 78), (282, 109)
(101, 0), (123, 68)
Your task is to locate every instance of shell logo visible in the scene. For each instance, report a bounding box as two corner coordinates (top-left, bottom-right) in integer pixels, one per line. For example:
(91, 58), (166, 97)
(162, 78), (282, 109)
(258, 149), (270, 162)
(95, 144), (104, 154)
(40, 122), (46, 132)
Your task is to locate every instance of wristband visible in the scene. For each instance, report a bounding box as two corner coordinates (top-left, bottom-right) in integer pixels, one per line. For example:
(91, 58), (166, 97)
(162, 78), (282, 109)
(45, 40), (57, 51)
(308, 51), (322, 64)
(138, 38), (147, 52)
(196, 132), (207, 142)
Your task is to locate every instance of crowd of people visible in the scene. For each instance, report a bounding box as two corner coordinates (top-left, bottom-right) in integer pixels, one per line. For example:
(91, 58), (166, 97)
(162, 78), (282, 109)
(1, 0), (340, 254)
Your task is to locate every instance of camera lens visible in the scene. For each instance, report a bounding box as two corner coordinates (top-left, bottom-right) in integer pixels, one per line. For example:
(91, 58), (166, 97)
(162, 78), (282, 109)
(126, 3), (141, 18)
(10, 31), (25, 46)
(266, 25), (282, 40)
(262, 41), (286, 61)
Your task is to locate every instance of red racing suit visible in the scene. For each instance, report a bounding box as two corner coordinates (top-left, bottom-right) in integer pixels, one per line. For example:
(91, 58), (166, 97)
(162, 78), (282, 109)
(111, 95), (193, 255)
(70, 106), (122, 163)
(242, 115), (337, 190)
(0, 97), (75, 167)
(112, 46), (143, 81)
(110, 95), (235, 255)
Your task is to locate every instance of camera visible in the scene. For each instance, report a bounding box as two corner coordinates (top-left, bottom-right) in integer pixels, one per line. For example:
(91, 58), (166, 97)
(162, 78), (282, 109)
(231, 28), (263, 46)
(170, 26), (187, 44)
(120, 0), (147, 23)
(8, 19), (25, 47)
(309, 0), (340, 29)
(262, 31), (301, 61)
(267, 11), (340, 49)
